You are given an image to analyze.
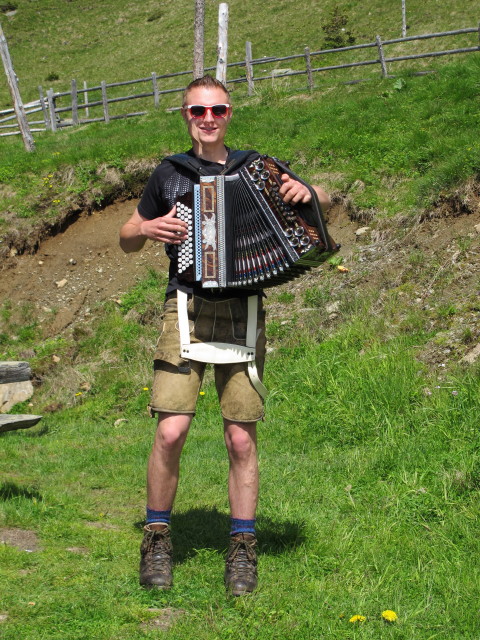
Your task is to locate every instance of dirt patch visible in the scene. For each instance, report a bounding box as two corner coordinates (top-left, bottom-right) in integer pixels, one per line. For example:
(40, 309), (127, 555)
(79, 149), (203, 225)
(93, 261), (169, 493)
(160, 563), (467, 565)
(140, 608), (186, 632)
(0, 527), (40, 552)
(0, 183), (479, 371)
(0, 199), (168, 333)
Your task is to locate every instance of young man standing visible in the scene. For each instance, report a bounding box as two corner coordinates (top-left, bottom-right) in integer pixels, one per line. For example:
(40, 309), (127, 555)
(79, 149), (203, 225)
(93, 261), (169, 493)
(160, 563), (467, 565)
(120, 75), (329, 595)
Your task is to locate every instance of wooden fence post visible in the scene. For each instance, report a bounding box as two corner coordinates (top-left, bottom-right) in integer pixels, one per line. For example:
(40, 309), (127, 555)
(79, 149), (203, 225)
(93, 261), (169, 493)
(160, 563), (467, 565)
(376, 35), (389, 77)
(38, 85), (51, 130)
(193, 0), (205, 79)
(304, 46), (314, 90)
(216, 3), (228, 85)
(152, 72), (159, 108)
(71, 79), (79, 125)
(0, 23), (35, 150)
(83, 81), (89, 118)
(46, 88), (57, 132)
(245, 41), (254, 95)
(101, 80), (110, 123)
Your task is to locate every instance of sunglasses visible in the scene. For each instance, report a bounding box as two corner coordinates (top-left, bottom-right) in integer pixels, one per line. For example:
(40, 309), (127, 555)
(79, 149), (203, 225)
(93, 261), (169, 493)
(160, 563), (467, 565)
(185, 104), (230, 118)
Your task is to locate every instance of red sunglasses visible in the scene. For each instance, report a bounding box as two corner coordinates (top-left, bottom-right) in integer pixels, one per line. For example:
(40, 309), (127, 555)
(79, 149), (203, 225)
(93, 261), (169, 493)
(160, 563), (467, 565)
(185, 104), (230, 118)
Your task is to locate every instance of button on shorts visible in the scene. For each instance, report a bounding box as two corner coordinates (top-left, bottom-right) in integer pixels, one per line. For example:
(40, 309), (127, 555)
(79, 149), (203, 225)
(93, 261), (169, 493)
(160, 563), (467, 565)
(149, 293), (266, 422)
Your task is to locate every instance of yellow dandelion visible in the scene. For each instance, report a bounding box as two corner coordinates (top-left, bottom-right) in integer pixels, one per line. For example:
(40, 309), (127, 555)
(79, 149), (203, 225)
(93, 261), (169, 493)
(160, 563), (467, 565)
(143, 387), (149, 391)
(349, 614), (366, 623)
(75, 392), (83, 397)
(381, 610), (398, 623)
(199, 391), (205, 396)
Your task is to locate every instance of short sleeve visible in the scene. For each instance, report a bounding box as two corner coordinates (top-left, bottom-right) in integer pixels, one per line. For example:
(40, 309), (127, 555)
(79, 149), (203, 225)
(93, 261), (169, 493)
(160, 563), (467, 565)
(137, 163), (172, 220)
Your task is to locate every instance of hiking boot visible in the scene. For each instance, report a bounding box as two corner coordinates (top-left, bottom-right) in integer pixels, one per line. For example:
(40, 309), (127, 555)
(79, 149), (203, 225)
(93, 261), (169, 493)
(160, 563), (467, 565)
(224, 532), (258, 596)
(139, 523), (173, 589)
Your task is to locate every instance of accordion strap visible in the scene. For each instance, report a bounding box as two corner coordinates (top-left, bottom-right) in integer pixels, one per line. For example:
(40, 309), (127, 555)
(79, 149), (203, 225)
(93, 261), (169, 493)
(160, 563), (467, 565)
(166, 150), (259, 177)
(177, 290), (268, 399)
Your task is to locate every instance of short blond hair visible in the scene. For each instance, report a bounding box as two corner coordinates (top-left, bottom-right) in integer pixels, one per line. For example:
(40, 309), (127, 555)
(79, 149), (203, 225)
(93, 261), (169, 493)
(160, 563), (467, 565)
(182, 74), (230, 106)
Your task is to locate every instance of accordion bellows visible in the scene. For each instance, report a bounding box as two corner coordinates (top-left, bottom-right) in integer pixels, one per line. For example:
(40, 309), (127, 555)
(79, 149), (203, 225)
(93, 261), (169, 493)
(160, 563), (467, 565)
(176, 155), (338, 289)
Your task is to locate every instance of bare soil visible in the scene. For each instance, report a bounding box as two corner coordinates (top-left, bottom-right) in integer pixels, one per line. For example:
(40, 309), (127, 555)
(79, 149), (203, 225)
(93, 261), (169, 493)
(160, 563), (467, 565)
(0, 187), (479, 368)
(0, 527), (40, 552)
(0, 199), (168, 335)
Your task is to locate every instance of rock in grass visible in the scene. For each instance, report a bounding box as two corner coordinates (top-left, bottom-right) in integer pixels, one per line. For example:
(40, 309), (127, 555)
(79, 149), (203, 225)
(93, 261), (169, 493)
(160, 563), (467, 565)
(0, 414), (42, 433)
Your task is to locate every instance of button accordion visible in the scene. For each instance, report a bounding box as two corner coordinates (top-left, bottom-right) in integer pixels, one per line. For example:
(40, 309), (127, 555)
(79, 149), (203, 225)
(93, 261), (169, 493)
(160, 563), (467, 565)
(175, 155), (339, 289)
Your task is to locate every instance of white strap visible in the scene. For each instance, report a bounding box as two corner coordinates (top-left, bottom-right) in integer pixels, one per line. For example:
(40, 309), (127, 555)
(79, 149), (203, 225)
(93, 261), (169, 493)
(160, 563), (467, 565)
(176, 290), (268, 398)
(182, 341), (255, 364)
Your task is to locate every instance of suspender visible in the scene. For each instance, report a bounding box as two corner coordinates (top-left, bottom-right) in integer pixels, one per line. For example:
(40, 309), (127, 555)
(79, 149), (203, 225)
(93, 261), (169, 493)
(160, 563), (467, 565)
(176, 290), (268, 399)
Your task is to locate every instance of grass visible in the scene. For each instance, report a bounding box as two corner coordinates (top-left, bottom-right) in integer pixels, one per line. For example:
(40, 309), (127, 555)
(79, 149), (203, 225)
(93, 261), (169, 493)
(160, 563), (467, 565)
(1, 55), (479, 250)
(1, 3), (480, 636)
(1, 0), (478, 108)
(1, 272), (480, 639)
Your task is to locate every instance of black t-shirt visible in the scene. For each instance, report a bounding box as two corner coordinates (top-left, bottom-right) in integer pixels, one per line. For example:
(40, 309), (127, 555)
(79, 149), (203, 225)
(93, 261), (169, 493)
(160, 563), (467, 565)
(138, 148), (262, 298)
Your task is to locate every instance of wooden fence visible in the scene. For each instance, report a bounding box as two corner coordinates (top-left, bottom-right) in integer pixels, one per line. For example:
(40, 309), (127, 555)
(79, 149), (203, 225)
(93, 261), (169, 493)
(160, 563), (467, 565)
(1, 25), (478, 138)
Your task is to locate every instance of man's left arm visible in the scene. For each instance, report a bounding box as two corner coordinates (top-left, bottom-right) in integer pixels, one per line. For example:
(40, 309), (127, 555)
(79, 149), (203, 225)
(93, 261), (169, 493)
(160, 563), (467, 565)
(279, 173), (330, 210)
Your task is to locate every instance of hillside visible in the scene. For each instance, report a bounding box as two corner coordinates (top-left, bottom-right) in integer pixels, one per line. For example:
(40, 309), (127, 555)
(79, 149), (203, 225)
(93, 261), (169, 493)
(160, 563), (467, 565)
(0, 0), (478, 108)
(1, 3), (480, 639)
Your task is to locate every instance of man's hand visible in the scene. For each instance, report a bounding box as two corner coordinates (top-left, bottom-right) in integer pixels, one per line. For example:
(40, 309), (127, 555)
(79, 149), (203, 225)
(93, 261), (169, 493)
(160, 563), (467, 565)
(140, 206), (188, 244)
(279, 174), (312, 204)
(119, 205), (188, 253)
(279, 174), (331, 210)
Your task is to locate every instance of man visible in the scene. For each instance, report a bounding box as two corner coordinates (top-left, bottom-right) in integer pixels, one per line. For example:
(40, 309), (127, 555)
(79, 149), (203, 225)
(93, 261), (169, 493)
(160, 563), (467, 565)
(120, 75), (329, 595)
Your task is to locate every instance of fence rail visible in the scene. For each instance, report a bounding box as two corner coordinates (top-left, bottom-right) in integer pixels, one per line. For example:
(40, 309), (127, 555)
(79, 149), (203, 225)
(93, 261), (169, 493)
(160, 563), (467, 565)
(1, 25), (478, 138)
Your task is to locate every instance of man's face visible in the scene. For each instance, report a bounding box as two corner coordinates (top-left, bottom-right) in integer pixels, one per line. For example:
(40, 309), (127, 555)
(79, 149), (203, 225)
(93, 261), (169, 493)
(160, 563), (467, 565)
(182, 86), (232, 149)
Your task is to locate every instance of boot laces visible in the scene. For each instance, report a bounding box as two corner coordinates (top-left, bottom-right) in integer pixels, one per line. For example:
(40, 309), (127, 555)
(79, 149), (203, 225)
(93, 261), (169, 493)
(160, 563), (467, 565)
(227, 538), (256, 576)
(144, 530), (172, 568)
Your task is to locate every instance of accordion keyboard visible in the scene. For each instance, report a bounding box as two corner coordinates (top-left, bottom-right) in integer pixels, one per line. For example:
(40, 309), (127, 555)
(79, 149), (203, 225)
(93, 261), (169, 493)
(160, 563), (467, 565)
(176, 200), (194, 275)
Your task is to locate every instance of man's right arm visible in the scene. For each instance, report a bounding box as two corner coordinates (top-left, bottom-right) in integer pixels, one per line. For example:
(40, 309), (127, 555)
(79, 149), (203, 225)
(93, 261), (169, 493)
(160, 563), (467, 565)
(119, 206), (188, 253)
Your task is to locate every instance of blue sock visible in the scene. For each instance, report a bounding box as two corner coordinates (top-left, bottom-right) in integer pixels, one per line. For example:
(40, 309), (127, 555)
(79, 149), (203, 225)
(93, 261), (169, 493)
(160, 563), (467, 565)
(230, 517), (256, 536)
(146, 506), (171, 526)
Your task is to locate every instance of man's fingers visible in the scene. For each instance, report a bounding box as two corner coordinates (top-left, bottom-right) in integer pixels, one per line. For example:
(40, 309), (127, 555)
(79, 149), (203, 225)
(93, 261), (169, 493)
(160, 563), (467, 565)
(164, 205), (178, 218)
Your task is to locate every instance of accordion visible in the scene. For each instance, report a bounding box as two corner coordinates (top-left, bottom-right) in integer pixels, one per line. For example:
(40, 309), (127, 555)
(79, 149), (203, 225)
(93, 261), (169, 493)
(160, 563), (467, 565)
(175, 155), (338, 289)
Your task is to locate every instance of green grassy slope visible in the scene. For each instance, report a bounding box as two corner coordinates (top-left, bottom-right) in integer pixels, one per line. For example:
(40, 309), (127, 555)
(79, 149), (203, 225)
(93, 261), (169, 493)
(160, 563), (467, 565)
(1, 3), (480, 638)
(1, 55), (479, 247)
(1, 272), (480, 640)
(0, 0), (478, 107)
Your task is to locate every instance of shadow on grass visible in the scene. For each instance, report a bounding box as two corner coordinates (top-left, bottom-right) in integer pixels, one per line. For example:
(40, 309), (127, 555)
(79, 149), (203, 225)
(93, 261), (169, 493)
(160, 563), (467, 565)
(135, 506), (306, 563)
(0, 424), (49, 438)
(0, 481), (43, 502)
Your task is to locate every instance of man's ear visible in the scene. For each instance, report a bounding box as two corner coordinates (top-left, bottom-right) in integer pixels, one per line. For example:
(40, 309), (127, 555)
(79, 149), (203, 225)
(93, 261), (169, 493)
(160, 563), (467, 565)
(181, 107), (188, 123)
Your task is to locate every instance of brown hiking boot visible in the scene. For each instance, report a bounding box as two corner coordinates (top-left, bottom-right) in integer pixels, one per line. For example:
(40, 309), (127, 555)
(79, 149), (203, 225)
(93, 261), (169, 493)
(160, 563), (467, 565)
(139, 523), (173, 589)
(224, 533), (258, 596)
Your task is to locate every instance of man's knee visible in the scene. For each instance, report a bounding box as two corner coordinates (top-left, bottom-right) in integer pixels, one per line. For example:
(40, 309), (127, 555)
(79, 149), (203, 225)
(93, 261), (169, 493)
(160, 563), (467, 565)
(225, 422), (257, 460)
(154, 413), (192, 453)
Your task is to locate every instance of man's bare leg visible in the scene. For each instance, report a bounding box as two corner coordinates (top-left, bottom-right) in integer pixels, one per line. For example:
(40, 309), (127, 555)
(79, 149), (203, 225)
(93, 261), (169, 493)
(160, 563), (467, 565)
(140, 412), (192, 589)
(147, 412), (193, 510)
(223, 419), (259, 595)
(224, 419), (258, 518)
